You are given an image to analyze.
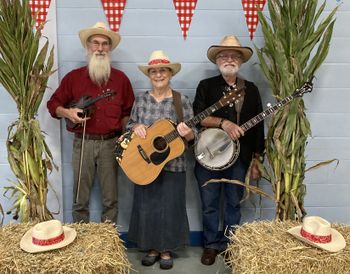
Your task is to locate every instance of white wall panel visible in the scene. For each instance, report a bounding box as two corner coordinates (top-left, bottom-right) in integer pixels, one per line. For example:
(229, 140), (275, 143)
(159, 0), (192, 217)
(306, 137), (350, 160)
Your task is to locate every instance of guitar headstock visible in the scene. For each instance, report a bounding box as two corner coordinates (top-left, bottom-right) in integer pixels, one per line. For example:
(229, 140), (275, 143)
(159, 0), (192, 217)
(219, 87), (246, 107)
(293, 77), (314, 97)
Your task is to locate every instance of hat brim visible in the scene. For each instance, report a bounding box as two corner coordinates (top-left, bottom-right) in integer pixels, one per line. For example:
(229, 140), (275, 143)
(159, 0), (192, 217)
(20, 226), (77, 253)
(138, 63), (181, 77)
(79, 28), (121, 50)
(287, 225), (346, 253)
(207, 46), (253, 64)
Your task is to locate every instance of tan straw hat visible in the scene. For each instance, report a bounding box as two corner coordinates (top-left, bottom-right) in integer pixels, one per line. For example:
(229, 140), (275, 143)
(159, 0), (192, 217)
(79, 22), (121, 50)
(207, 35), (253, 64)
(20, 220), (77, 253)
(287, 216), (346, 253)
(138, 50), (181, 77)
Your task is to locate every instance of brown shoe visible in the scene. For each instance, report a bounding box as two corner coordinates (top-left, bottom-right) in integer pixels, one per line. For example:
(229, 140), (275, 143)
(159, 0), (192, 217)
(201, 248), (218, 265)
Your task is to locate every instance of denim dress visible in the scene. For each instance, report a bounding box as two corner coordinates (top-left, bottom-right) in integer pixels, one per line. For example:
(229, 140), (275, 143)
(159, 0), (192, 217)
(126, 91), (193, 251)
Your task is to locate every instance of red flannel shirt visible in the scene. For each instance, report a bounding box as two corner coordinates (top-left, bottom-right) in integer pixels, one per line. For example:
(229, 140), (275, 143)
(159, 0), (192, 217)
(47, 66), (135, 134)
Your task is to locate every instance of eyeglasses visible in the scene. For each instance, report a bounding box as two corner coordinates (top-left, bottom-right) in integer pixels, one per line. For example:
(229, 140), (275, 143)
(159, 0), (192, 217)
(149, 68), (171, 76)
(88, 40), (111, 49)
(216, 54), (242, 62)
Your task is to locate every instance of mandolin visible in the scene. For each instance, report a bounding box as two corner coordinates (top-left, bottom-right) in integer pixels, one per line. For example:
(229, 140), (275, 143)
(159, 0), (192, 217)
(65, 90), (116, 129)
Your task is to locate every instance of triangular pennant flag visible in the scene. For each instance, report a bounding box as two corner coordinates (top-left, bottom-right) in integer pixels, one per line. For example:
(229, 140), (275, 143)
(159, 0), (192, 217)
(241, 0), (266, 40)
(101, 0), (127, 32)
(29, 0), (52, 30)
(173, 0), (198, 40)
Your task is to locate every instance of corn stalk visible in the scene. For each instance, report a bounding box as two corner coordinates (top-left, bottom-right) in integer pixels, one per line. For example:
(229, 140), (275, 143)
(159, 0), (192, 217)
(0, 0), (55, 222)
(255, 0), (338, 220)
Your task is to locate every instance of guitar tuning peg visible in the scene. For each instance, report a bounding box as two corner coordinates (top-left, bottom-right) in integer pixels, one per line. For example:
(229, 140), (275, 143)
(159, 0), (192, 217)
(267, 103), (272, 108)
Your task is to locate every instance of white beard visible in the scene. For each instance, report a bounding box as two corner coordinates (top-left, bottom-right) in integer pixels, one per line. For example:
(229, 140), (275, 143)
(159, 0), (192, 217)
(87, 52), (111, 86)
(219, 64), (239, 78)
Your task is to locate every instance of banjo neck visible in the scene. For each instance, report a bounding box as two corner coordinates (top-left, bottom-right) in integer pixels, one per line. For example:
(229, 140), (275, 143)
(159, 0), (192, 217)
(240, 94), (294, 132)
(240, 80), (314, 132)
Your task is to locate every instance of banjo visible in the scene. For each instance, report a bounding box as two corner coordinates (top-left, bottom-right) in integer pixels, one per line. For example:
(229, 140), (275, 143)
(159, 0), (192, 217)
(195, 80), (314, 170)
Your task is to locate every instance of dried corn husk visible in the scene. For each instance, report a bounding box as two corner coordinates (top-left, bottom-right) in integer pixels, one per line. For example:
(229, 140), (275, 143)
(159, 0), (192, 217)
(256, 0), (338, 220)
(0, 0), (56, 222)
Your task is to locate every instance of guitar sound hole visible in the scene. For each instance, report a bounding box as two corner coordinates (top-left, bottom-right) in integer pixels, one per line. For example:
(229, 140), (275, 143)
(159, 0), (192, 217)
(153, 136), (167, 152)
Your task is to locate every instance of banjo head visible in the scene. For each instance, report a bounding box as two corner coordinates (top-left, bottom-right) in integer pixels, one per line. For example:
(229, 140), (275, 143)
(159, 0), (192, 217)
(194, 128), (239, 170)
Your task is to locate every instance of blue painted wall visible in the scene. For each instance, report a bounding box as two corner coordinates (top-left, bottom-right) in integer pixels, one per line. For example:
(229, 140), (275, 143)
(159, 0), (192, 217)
(1, 1), (349, 230)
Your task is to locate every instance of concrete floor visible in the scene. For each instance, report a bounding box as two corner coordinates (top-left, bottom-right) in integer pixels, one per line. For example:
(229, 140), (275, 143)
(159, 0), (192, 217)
(127, 246), (232, 274)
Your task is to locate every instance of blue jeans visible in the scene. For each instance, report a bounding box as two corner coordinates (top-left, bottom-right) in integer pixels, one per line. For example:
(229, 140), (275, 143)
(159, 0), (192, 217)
(194, 159), (247, 251)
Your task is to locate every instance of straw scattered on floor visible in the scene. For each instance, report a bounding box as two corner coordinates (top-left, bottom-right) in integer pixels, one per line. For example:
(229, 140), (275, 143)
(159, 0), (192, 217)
(0, 222), (131, 274)
(224, 220), (350, 274)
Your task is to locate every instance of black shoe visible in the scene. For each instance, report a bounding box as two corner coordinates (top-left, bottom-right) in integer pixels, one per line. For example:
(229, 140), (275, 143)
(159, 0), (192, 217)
(201, 248), (218, 265)
(141, 253), (160, 266)
(159, 252), (173, 270)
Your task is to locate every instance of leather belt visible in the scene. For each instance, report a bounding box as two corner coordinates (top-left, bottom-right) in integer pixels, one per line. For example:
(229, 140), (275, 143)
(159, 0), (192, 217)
(75, 131), (121, 140)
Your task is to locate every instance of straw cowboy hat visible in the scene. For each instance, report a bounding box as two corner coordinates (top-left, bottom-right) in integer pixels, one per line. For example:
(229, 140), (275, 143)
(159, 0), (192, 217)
(79, 22), (121, 50)
(20, 220), (77, 253)
(287, 216), (346, 252)
(207, 35), (253, 64)
(138, 50), (181, 76)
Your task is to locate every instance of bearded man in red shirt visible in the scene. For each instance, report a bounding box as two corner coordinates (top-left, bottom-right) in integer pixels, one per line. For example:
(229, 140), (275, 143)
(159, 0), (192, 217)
(47, 22), (134, 223)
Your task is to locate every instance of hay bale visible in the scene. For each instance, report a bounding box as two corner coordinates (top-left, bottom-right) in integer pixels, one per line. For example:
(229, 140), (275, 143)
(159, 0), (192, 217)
(0, 222), (131, 274)
(225, 220), (350, 274)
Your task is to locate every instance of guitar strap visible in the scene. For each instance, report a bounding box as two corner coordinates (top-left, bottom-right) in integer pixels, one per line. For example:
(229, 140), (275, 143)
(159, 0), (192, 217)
(234, 78), (246, 125)
(172, 90), (190, 147)
(172, 90), (184, 122)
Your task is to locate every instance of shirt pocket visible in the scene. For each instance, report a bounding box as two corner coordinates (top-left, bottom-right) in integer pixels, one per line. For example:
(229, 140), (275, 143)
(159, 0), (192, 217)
(104, 102), (121, 119)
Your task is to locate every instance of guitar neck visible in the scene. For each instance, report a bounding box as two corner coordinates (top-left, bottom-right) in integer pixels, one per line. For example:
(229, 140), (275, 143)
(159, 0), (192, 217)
(164, 87), (242, 142)
(240, 94), (295, 132)
(163, 100), (230, 143)
(186, 101), (224, 128)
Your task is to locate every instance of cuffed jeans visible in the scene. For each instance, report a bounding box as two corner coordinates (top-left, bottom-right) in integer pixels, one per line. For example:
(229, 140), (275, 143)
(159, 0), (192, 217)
(195, 158), (247, 251)
(72, 137), (118, 223)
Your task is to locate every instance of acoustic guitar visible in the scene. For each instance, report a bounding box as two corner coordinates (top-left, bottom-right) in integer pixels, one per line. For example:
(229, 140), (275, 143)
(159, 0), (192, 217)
(115, 86), (245, 185)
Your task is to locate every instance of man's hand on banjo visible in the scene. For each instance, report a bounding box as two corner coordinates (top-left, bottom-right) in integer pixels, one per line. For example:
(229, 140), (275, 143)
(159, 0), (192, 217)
(220, 119), (244, 140)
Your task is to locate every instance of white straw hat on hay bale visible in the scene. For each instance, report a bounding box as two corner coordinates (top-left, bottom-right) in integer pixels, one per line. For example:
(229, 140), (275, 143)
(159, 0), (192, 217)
(288, 216), (346, 252)
(79, 22), (121, 50)
(207, 35), (253, 64)
(20, 220), (77, 253)
(138, 50), (181, 77)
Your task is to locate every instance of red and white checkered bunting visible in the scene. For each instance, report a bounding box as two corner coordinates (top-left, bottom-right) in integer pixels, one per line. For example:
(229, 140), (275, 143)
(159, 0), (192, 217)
(173, 0), (198, 40)
(29, 0), (52, 30)
(101, 0), (127, 32)
(241, 0), (266, 40)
